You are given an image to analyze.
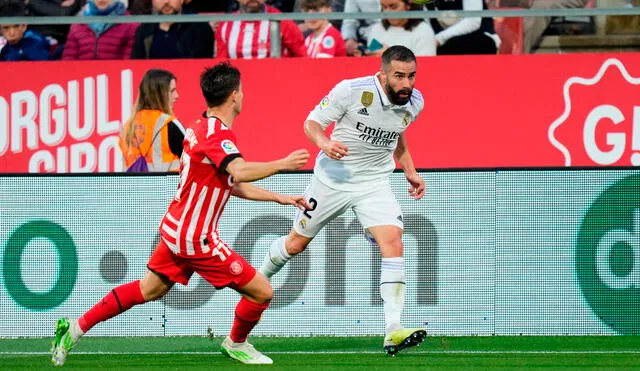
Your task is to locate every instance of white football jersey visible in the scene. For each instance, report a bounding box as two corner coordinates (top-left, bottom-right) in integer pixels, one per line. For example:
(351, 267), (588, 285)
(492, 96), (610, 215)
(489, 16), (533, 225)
(307, 73), (424, 191)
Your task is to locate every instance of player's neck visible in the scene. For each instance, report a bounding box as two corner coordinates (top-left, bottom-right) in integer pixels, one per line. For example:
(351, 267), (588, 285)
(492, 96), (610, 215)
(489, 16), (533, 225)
(205, 108), (235, 128)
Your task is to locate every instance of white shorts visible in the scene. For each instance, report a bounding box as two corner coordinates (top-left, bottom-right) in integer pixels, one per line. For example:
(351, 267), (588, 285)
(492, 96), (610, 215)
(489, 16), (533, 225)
(293, 175), (404, 238)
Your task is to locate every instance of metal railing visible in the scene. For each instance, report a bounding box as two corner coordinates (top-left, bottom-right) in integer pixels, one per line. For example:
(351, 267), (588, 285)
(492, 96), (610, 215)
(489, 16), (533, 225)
(1, 8), (640, 26)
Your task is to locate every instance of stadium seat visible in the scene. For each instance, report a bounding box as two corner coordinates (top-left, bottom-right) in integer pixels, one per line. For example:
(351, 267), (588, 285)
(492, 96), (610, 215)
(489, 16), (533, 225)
(492, 8), (525, 54)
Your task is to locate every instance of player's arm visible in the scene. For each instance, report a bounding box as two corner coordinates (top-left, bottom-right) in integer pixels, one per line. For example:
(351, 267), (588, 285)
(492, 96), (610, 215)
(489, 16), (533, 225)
(394, 133), (426, 200)
(225, 151), (309, 183)
(231, 182), (311, 210)
(305, 80), (351, 160)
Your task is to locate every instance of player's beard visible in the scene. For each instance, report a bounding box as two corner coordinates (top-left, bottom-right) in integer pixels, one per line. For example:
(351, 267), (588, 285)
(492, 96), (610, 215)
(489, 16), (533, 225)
(385, 82), (412, 106)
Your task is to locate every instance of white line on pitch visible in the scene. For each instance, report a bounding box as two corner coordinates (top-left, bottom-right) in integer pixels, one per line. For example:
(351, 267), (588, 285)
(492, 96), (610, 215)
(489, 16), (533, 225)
(2, 350), (640, 355)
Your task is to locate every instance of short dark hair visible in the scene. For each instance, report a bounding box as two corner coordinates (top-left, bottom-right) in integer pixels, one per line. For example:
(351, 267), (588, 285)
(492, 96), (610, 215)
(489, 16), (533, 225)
(381, 45), (416, 69)
(200, 62), (241, 108)
(300, 0), (332, 11)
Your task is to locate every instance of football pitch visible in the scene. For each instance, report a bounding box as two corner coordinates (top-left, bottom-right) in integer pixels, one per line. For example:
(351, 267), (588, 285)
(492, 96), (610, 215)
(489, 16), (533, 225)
(1, 336), (639, 370)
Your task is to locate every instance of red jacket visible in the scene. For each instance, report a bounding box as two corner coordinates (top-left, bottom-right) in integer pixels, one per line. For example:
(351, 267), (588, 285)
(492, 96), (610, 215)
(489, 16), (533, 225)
(62, 20), (138, 60)
(215, 5), (305, 59)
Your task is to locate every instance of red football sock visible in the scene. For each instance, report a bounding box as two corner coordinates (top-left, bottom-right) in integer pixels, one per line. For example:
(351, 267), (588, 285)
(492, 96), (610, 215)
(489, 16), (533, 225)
(78, 280), (146, 333)
(229, 298), (270, 343)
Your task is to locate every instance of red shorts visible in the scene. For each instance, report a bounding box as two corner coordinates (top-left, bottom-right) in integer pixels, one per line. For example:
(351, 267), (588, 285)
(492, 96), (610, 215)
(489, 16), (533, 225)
(147, 239), (256, 290)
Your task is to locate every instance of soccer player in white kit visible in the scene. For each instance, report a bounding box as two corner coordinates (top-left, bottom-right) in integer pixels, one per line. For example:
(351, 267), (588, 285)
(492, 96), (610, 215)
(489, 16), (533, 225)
(260, 45), (427, 355)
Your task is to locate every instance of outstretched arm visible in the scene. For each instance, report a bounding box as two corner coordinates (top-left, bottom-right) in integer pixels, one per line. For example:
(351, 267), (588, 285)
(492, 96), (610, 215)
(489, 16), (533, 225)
(232, 182), (310, 210)
(225, 149), (309, 183)
(394, 134), (426, 200)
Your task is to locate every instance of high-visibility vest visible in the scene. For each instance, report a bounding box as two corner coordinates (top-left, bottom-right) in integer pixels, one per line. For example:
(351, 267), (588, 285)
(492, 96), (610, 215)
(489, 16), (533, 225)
(119, 110), (181, 172)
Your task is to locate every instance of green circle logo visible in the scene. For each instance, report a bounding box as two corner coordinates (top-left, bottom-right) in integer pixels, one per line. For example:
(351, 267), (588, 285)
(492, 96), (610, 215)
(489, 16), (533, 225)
(576, 174), (640, 334)
(3, 221), (78, 311)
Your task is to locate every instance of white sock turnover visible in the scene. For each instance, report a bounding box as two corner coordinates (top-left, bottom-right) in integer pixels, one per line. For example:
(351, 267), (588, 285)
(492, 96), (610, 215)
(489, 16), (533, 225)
(259, 236), (291, 278)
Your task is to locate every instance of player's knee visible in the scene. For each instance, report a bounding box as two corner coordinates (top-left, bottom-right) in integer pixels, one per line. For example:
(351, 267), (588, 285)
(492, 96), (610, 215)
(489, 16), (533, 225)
(254, 284), (273, 304)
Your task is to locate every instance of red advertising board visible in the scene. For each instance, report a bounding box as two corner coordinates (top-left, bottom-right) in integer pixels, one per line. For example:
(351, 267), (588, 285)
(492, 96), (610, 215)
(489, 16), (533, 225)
(1, 54), (639, 173)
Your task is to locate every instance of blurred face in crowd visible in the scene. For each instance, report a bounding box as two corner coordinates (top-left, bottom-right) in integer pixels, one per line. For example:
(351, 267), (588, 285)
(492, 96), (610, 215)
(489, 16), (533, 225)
(168, 79), (179, 107)
(0, 24), (27, 45)
(380, 60), (416, 105)
(380, 0), (409, 28)
(93, 0), (114, 10)
(302, 5), (332, 32)
(153, 0), (184, 15)
(237, 0), (266, 13)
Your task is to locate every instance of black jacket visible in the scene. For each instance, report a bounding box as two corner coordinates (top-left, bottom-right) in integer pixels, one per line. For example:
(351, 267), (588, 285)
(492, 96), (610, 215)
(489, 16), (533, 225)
(131, 21), (214, 59)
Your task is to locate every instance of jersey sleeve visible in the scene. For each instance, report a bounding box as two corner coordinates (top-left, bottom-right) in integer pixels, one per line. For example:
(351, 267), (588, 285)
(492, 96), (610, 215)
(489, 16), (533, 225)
(200, 125), (243, 173)
(306, 80), (351, 129)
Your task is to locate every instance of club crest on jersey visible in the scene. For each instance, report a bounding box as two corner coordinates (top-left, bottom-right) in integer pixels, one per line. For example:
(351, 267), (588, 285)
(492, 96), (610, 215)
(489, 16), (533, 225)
(322, 36), (335, 49)
(320, 96), (330, 110)
(229, 261), (243, 275)
(361, 91), (373, 107)
(221, 140), (239, 154)
(402, 112), (411, 127)
(299, 218), (307, 229)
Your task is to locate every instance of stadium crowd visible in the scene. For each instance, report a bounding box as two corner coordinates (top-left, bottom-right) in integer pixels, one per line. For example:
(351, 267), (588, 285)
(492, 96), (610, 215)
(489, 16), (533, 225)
(0, 0), (591, 61)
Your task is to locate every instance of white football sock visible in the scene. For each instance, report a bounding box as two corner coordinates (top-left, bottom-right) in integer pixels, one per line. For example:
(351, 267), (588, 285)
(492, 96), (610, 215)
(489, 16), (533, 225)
(380, 257), (406, 336)
(259, 236), (291, 278)
(70, 318), (85, 343)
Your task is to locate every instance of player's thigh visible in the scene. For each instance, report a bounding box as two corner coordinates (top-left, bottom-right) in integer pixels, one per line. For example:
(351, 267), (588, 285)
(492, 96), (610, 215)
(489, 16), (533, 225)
(352, 185), (404, 255)
(236, 272), (273, 304)
(147, 239), (193, 293)
(188, 243), (257, 292)
(293, 176), (352, 238)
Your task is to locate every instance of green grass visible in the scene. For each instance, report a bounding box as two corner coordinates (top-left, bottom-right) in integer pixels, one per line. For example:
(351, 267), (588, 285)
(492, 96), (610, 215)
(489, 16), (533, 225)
(1, 336), (639, 370)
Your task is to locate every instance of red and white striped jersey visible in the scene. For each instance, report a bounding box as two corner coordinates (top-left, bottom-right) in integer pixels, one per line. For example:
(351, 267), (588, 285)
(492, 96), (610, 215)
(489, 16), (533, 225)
(304, 23), (347, 58)
(159, 116), (242, 258)
(215, 5), (306, 59)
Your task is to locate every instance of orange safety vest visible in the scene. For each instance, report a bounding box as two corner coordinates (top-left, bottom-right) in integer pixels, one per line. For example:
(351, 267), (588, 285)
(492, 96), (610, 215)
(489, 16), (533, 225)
(119, 109), (181, 172)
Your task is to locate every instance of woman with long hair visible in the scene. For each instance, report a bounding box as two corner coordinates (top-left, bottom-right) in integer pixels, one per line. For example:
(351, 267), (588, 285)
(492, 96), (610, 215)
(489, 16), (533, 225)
(120, 69), (185, 172)
(365, 0), (436, 56)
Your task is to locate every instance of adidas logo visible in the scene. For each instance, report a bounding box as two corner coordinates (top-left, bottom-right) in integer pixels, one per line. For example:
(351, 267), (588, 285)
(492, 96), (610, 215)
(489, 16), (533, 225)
(357, 107), (369, 116)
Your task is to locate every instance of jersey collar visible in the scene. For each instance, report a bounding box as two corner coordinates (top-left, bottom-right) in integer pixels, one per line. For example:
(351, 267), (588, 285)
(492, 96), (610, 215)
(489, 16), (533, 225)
(373, 72), (412, 109)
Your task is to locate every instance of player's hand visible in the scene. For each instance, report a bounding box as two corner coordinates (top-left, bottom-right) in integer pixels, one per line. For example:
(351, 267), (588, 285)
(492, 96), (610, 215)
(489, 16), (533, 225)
(281, 149), (310, 170)
(275, 194), (312, 210)
(322, 140), (349, 160)
(406, 172), (426, 200)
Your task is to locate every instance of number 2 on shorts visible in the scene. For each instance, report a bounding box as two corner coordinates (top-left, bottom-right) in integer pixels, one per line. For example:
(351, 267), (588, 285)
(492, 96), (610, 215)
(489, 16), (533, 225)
(303, 197), (318, 219)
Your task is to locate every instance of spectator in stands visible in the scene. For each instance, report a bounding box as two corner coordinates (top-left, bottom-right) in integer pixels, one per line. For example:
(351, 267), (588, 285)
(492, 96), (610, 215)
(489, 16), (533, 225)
(524, 0), (586, 53)
(62, 0), (138, 60)
(131, 0), (214, 59)
(424, 0), (501, 55)
(366, 0), (435, 56)
(216, 0), (306, 58)
(300, 0), (347, 58)
(0, 1), (51, 61)
(341, 0), (380, 56)
(26, 0), (84, 52)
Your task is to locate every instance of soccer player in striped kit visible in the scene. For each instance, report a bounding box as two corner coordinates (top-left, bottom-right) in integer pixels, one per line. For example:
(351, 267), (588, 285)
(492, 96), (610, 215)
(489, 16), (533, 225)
(50, 62), (310, 366)
(260, 45), (427, 355)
